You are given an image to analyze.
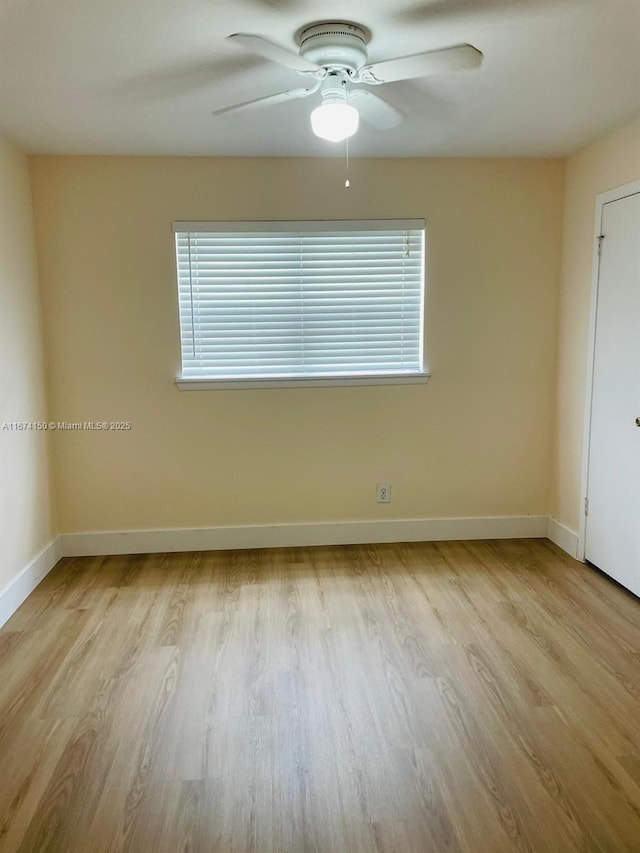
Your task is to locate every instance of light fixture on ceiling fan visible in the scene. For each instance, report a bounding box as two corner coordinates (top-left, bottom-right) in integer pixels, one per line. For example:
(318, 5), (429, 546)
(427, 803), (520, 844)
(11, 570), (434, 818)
(310, 71), (359, 142)
(214, 21), (484, 142)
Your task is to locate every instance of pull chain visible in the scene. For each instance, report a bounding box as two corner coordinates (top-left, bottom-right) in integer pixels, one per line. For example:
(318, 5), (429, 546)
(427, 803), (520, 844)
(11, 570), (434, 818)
(344, 137), (350, 188)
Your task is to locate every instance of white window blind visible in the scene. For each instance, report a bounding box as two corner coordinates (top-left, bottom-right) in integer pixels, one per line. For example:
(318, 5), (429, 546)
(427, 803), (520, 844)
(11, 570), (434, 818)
(173, 219), (426, 387)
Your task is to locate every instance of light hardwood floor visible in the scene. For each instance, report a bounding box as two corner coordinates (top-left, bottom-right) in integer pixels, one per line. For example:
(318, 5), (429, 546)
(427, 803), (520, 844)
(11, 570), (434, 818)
(0, 538), (639, 852)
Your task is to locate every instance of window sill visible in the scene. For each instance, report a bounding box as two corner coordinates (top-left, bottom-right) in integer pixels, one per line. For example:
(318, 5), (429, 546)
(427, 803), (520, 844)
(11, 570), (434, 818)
(175, 372), (431, 391)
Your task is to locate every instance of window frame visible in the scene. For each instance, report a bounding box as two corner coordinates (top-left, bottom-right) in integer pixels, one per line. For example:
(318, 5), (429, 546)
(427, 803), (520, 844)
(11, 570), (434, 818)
(173, 219), (429, 390)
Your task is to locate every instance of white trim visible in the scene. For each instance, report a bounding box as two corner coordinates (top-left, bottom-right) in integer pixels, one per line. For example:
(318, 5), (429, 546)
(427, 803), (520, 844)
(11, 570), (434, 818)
(172, 218), (425, 233)
(0, 539), (61, 628)
(176, 372), (431, 391)
(546, 517), (579, 559)
(0, 516), (570, 624)
(578, 179), (640, 561)
(596, 180), (640, 207)
(59, 515), (548, 557)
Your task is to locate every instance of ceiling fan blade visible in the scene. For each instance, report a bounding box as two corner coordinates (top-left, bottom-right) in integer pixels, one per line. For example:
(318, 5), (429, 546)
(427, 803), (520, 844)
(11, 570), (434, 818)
(241, 0), (304, 10)
(112, 56), (262, 100)
(359, 44), (483, 85)
(227, 33), (322, 74)
(213, 86), (317, 117)
(394, 0), (577, 27)
(348, 90), (403, 129)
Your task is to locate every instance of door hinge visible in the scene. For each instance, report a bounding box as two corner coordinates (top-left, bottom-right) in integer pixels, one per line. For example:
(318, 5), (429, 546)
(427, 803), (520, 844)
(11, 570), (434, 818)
(597, 234), (605, 257)
(584, 497), (589, 516)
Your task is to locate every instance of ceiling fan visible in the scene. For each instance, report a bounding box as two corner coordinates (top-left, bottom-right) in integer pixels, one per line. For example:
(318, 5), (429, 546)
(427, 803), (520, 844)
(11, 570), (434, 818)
(213, 21), (484, 142)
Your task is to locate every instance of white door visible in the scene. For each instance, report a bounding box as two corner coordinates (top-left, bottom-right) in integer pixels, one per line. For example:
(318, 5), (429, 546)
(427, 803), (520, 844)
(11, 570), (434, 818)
(585, 189), (640, 597)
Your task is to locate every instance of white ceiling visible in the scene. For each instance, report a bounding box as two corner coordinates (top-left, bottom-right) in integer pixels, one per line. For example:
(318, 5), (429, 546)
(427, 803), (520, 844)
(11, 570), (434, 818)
(0, 0), (638, 157)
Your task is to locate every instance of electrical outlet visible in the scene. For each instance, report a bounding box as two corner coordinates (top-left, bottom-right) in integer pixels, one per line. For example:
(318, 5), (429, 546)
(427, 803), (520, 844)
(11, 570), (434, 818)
(376, 483), (391, 503)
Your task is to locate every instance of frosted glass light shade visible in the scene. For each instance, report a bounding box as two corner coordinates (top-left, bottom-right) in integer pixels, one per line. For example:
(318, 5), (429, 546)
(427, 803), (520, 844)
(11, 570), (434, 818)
(310, 102), (359, 142)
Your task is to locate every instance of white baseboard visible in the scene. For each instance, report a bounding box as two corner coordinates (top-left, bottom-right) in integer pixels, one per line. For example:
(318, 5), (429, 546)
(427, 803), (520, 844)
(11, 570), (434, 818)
(546, 517), (580, 559)
(0, 516), (561, 628)
(59, 515), (549, 557)
(0, 539), (61, 628)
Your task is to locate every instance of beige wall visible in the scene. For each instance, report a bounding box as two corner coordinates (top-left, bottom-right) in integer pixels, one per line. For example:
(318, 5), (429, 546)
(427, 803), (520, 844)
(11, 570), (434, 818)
(0, 137), (55, 590)
(30, 156), (563, 534)
(552, 117), (640, 532)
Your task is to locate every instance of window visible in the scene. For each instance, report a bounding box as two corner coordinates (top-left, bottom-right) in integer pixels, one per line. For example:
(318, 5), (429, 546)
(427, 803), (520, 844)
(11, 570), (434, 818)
(173, 219), (427, 389)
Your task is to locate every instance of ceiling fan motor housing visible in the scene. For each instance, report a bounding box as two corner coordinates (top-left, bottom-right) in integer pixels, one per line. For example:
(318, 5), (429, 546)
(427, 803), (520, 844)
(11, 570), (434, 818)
(298, 22), (368, 74)
(319, 71), (349, 103)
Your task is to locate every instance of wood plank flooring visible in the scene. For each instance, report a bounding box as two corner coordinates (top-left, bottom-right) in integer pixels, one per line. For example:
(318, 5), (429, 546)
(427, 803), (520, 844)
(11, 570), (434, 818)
(0, 538), (639, 852)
